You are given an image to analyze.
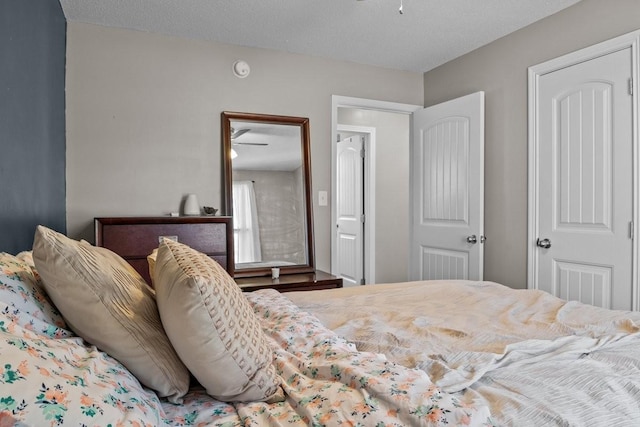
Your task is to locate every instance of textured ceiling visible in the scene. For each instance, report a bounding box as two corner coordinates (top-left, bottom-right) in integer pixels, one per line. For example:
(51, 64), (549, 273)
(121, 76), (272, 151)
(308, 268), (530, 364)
(59, 0), (581, 73)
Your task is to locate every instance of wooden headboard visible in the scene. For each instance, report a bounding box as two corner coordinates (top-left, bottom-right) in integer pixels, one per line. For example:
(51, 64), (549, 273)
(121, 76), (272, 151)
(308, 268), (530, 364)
(95, 216), (234, 285)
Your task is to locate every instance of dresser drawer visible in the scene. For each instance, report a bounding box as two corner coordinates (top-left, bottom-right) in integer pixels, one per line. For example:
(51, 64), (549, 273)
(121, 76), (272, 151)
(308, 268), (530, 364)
(99, 223), (228, 257)
(95, 216), (234, 285)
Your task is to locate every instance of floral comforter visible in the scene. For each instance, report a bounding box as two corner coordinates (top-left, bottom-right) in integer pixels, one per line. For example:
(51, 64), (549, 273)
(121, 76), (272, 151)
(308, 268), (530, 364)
(0, 252), (491, 426)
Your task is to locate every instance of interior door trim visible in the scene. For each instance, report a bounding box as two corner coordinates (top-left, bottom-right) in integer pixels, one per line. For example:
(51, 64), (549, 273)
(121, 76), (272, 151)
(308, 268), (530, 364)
(527, 29), (640, 310)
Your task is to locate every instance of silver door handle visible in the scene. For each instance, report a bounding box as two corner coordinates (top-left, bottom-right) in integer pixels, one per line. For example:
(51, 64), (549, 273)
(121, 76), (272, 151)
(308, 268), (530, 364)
(536, 238), (551, 249)
(467, 235), (477, 244)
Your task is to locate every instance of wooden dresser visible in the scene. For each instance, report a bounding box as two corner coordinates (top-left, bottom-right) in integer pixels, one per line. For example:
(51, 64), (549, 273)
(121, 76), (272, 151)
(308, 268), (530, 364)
(95, 216), (342, 292)
(95, 216), (233, 285)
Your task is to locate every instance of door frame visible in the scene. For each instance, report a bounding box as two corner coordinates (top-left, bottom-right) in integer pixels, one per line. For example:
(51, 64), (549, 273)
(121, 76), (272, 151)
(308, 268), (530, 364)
(527, 29), (640, 309)
(331, 95), (421, 283)
(336, 125), (375, 284)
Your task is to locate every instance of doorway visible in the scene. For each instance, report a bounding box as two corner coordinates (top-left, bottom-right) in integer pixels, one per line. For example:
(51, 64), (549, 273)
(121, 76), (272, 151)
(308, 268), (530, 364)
(331, 96), (421, 285)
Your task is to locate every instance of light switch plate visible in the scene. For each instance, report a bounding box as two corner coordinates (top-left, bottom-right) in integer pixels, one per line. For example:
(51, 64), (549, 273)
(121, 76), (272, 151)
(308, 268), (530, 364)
(318, 190), (328, 206)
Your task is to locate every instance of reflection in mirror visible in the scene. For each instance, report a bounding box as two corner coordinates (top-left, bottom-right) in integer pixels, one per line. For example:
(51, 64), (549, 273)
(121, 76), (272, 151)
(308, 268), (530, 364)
(222, 112), (315, 278)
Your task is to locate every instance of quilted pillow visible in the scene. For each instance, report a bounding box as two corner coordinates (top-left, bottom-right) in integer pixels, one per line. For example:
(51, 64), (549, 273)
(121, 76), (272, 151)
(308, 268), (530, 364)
(147, 248), (158, 286)
(154, 238), (282, 402)
(0, 252), (70, 338)
(32, 225), (190, 403)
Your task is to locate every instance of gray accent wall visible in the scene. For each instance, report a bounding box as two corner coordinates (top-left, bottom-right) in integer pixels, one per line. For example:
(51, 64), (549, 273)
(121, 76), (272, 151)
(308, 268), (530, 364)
(423, 0), (640, 289)
(0, 0), (66, 253)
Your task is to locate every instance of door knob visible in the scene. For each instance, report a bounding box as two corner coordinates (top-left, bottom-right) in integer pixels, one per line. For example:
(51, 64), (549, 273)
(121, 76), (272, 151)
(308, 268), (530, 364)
(536, 238), (551, 249)
(467, 235), (477, 244)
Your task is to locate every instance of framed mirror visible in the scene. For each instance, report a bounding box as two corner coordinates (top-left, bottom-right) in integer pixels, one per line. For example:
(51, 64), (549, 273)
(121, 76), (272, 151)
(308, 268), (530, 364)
(222, 112), (315, 278)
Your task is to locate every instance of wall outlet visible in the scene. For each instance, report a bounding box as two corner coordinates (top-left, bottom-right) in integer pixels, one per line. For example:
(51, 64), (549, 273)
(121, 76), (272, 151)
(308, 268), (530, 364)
(318, 190), (328, 206)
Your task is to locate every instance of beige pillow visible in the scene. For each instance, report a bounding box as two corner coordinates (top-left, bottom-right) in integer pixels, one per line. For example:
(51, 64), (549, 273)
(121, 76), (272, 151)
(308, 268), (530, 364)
(154, 238), (282, 402)
(147, 248), (158, 286)
(32, 225), (190, 403)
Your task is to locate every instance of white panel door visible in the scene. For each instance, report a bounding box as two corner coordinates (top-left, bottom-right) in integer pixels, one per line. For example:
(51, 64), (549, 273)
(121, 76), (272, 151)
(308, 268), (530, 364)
(534, 48), (633, 310)
(336, 136), (364, 286)
(410, 92), (484, 281)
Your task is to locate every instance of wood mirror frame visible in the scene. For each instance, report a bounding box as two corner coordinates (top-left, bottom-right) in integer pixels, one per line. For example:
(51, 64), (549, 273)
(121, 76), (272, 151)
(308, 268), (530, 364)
(222, 111), (315, 278)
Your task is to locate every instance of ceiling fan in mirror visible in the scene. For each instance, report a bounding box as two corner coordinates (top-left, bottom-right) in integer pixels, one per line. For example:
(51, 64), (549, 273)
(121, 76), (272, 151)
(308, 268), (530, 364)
(230, 127), (268, 146)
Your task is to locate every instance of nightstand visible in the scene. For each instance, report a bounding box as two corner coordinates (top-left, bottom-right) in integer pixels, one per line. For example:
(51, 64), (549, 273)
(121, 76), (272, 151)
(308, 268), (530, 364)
(235, 270), (343, 292)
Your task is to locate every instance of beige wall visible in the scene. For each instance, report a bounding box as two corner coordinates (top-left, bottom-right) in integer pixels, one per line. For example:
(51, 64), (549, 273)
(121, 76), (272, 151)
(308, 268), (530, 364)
(423, 0), (640, 289)
(338, 108), (410, 284)
(65, 22), (423, 273)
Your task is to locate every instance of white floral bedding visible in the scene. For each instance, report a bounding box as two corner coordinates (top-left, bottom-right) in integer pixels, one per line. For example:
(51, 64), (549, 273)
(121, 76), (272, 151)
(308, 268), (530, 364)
(0, 253), (492, 426)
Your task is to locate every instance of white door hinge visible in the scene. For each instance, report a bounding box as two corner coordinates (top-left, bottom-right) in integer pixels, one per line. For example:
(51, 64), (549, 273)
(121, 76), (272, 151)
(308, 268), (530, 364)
(361, 214), (366, 223)
(630, 221), (634, 239)
(629, 78), (634, 96)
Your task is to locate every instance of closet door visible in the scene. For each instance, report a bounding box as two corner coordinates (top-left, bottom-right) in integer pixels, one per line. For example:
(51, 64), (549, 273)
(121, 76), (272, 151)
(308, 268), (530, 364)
(336, 136), (364, 287)
(531, 47), (634, 310)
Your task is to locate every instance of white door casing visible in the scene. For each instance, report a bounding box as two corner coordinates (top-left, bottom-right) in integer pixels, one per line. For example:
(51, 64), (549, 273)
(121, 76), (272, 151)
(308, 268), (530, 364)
(529, 31), (640, 311)
(336, 136), (365, 286)
(409, 92), (485, 281)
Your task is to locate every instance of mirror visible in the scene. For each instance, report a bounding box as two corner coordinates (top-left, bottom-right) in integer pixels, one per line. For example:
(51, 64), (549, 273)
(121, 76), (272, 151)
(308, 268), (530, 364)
(222, 112), (315, 278)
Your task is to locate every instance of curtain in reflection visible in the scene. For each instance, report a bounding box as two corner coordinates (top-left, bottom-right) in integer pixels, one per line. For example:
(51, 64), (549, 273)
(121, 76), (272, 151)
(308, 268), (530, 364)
(232, 181), (262, 263)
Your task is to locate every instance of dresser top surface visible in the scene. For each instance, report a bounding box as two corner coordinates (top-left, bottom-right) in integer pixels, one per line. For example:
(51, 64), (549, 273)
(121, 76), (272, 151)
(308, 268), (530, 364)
(95, 216), (231, 225)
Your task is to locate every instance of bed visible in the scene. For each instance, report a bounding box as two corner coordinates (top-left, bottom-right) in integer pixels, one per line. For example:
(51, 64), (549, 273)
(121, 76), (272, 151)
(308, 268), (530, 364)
(287, 281), (640, 425)
(2, 226), (640, 426)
